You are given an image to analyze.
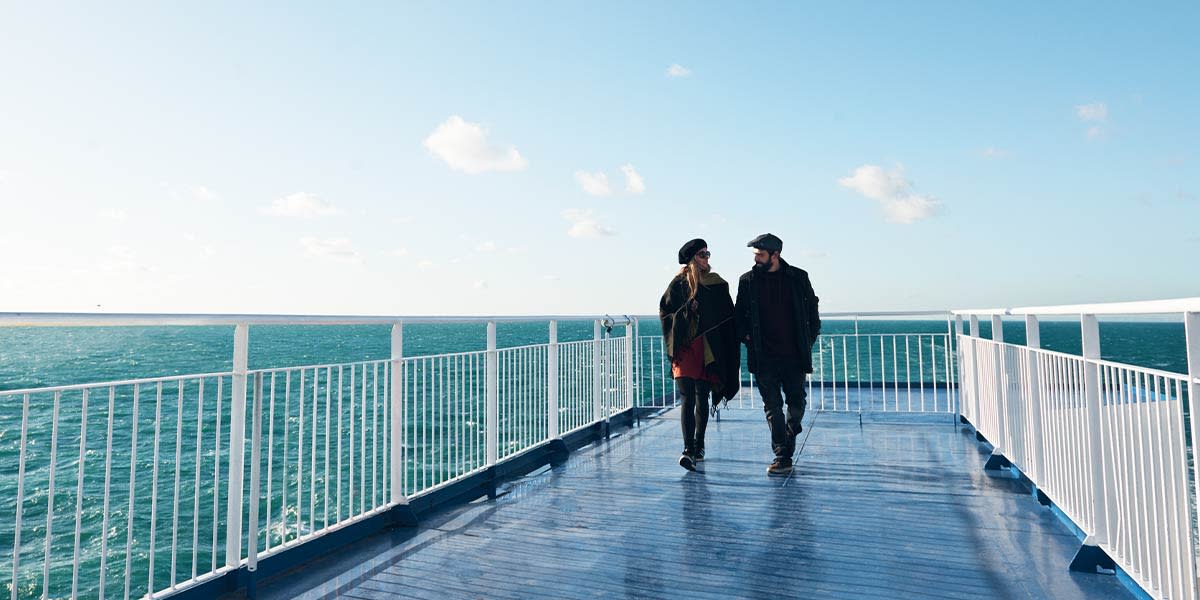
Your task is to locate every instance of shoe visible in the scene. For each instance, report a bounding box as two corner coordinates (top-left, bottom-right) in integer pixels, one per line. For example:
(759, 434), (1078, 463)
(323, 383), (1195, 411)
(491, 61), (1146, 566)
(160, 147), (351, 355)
(679, 453), (696, 471)
(767, 457), (793, 475)
(694, 448), (705, 462)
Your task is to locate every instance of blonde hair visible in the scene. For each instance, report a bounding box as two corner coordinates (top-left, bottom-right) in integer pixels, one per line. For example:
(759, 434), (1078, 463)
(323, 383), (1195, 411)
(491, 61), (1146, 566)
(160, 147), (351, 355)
(677, 257), (708, 300)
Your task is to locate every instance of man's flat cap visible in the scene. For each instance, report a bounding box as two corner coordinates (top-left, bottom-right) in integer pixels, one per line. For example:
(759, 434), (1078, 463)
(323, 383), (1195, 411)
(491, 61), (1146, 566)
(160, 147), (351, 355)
(678, 238), (707, 264)
(747, 233), (783, 252)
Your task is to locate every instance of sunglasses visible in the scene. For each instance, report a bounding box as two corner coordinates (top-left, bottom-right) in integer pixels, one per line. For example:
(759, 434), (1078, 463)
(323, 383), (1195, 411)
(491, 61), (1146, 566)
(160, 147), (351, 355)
(696, 250), (711, 259)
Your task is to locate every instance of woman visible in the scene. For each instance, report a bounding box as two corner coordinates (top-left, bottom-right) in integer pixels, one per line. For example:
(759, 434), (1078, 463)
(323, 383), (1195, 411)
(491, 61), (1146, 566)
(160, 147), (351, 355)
(659, 238), (740, 471)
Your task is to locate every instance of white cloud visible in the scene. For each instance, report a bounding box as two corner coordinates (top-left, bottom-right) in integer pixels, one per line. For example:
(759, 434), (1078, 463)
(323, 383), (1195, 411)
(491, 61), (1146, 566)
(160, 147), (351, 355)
(562, 209), (615, 238)
(0, 170), (10, 183)
(423, 115), (528, 174)
(838, 164), (942, 224)
(299, 237), (361, 263)
(392, 216), (414, 225)
(263, 193), (341, 218)
(192, 186), (219, 201)
(1076, 102), (1109, 140)
(1076, 102), (1108, 122)
(473, 280), (488, 289)
(981, 147), (1008, 159)
(620, 164), (645, 194)
(666, 64), (692, 78)
(98, 208), (129, 222)
(417, 259), (435, 270)
(475, 241), (497, 253)
(389, 247), (409, 257)
(574, 170), (611, 196)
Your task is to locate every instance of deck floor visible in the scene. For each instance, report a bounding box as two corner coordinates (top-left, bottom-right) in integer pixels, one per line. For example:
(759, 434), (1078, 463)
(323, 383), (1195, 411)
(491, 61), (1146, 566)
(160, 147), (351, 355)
(254, 392), (1131, 600)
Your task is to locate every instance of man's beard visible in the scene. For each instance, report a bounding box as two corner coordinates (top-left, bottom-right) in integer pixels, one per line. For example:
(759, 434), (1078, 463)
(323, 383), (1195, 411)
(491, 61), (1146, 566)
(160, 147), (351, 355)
(752, 259), (770, 271)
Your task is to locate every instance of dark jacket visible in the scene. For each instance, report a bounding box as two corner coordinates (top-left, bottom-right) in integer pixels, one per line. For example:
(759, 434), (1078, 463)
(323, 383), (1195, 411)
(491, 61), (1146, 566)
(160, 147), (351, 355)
(735, 259), (821, 374)
(659, 273), (740, 401)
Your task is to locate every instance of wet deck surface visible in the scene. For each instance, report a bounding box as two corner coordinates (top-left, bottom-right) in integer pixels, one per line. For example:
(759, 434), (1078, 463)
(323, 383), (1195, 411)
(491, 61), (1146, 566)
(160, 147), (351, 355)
(256, 391), (1131, 599)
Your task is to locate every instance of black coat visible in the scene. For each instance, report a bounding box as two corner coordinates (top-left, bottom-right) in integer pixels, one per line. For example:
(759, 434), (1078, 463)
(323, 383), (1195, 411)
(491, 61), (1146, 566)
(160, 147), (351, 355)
(658, 273), (741, 401)
(735, 259), (821, 374)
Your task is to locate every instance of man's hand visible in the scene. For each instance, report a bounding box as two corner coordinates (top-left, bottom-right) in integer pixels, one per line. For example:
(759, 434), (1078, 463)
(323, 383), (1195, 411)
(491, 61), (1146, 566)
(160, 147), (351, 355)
(743, 335), (751, 344)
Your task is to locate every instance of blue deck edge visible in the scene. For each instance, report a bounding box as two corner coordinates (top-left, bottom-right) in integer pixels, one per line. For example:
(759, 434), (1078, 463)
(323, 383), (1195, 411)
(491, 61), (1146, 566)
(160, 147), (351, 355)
(960, 417), (1154, 600)
(174, 405), (662, 600)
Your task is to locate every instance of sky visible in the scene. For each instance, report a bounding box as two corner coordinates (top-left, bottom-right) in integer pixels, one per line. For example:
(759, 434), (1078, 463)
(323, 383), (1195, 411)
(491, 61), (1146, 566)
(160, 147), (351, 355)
(0, 2), (1197, 316)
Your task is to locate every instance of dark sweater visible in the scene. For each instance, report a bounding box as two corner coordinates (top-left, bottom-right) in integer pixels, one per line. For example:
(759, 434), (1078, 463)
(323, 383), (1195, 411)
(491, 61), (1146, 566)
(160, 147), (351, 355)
(757, 268), (798, 358)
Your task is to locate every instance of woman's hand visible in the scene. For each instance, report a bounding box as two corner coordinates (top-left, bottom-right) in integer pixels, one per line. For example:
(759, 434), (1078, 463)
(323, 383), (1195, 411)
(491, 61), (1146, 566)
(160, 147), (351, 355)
(689, 299), (699, 312)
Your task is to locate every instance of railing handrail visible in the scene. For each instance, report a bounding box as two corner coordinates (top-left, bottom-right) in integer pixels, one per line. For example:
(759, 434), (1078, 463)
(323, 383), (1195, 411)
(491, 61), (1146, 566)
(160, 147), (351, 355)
(0, 312), (638, 327)
(953, 296), (1200, 316)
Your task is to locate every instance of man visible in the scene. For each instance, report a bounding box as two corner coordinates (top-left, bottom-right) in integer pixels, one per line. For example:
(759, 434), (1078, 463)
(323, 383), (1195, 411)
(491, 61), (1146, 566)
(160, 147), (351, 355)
(735, 233), (821, 475)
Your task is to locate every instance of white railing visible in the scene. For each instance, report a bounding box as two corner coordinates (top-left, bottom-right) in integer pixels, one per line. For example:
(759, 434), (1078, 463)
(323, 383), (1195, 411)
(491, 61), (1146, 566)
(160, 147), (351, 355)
(955, 298), (1200, 600)
(0, 313), (636, 600)
(636, 311), (958, 414)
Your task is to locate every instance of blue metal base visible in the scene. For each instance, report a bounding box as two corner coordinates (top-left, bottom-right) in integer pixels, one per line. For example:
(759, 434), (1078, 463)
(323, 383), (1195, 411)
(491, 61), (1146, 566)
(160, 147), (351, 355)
(1035, 487), (1052, 506)
(1070, 544), (1116, 573)
(983, 452), (1011, 471)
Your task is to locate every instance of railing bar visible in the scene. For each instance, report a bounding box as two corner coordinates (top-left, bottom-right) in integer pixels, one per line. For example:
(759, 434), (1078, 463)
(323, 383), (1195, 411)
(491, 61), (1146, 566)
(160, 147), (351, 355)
(42, 390), (62, 600)
(1149, 374), (1167, 590)
(124, 386), (140, 600)
(373, 361), (379, 508)
(323, 366), (331, 529)
(211, 377), (223, 574)
(11, 393), (30, 600)
(70, 388), (89, 599)
(99, 388), (116, 597)
(349, 363), (356, 520)
(362, 362), (369, 509)
(148, 382), (163, 594)
(892, 336), (899, 411)
(337, 366), (343, 522)
(194, 378), (206, 578)
(264, 373), (275, 551)
(281, 371), (292, 544)
(170, 380), (184, 588)
(919, 336), (926, 411)
(296, 370), (305, 540)
(1168, 377), (1196, 599)
(905, 335), (912, 411)
(841, 336), (848, 411)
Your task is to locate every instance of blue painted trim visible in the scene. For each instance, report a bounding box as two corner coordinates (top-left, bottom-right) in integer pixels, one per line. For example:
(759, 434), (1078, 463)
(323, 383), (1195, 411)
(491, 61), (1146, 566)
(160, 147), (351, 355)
(168, 406), (652, 600)
(970, 435), (1154, 600)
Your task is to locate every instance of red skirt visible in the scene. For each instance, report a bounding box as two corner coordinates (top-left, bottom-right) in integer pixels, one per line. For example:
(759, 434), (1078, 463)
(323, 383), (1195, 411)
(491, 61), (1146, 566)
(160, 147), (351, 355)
(671, 337), (719, 383)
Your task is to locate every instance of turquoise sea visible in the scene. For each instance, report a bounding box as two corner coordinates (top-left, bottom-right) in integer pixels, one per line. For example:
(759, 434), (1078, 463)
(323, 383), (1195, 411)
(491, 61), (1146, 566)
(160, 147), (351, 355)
(0, 318), (1189, 599)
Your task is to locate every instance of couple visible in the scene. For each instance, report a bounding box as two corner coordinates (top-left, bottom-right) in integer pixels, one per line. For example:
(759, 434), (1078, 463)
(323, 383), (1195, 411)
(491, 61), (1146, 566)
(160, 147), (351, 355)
(658, 233), (821, 475)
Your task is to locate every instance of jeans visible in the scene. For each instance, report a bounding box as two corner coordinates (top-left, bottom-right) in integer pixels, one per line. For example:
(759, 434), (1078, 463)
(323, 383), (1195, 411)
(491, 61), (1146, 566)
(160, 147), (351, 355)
(675, 378), (710, 454)
(755, 362), (807, 458)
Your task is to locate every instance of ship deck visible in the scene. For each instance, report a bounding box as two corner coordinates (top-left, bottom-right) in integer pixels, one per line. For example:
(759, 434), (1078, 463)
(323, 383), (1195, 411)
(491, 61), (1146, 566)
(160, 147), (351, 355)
(246, 392), (1132, 600)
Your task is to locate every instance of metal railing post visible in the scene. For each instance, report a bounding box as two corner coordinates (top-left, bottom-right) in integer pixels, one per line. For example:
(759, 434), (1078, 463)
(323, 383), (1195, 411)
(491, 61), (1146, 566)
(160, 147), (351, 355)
(486, 321), (498, 466)
(1184, 311), (1200, 582)
(625, 319), (635, 413)
(390, 322), (405, 502)
(1025, 315), (1045, 483)
(224, 324), (249, 568)
(246, 372), (263, 574)
(991, 315), (1008, 457)
(1080, 314), (1111, 547)
(954, 315), (964, 420)
(593, 320), (603, 425)
(548, 321), (559, 439)
(969, 316), (982, 431)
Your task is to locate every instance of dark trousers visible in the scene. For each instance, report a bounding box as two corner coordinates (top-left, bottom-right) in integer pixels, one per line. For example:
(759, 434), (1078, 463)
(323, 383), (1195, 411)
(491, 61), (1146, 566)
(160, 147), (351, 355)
(675, 378), (710, 454)
(755, 362), (807, 458)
